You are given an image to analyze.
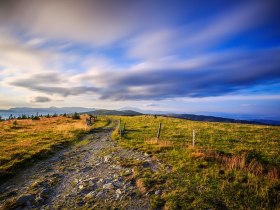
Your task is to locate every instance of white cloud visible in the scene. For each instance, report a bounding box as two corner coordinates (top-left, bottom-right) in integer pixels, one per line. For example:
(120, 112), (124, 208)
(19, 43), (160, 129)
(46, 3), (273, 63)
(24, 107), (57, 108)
(25, 37), (46, 47)
(0, 31), (45, 74)
(0, 0), (176, 46)
(127, 29), (179, 60)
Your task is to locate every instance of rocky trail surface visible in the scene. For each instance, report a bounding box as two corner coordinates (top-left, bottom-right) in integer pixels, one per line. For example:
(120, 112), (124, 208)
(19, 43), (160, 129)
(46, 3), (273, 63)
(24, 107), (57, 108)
(0, 123), (161, 209)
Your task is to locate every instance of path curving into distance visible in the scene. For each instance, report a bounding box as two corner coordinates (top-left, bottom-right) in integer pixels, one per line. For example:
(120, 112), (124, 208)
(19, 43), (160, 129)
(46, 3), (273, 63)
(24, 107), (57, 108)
(0, 121), (159, 209)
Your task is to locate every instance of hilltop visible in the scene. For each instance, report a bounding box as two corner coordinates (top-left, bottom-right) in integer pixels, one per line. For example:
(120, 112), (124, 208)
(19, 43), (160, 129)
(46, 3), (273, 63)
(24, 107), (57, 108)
(83, 109), (142, 116)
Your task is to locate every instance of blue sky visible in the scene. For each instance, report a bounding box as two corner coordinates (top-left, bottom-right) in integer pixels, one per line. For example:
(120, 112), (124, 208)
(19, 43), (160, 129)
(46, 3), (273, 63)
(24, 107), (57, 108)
(0, 0), (280, 120)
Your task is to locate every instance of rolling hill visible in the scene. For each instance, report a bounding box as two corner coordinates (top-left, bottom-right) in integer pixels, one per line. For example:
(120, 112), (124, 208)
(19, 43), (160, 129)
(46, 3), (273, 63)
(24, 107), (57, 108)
(83, 109), (142, 116)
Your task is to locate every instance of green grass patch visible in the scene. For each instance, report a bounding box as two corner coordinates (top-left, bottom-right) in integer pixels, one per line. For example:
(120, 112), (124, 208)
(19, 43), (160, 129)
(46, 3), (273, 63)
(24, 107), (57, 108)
(110, 115), (280, 209)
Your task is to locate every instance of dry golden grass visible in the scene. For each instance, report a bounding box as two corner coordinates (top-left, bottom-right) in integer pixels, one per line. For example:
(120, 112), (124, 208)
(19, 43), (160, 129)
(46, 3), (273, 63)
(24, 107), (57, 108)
(0, 115), (94, 177)
(190, 151), (205, 158)
(144, 138), (174, 148)
(199, 150), (279, 179)
(136, 178), (148, 193)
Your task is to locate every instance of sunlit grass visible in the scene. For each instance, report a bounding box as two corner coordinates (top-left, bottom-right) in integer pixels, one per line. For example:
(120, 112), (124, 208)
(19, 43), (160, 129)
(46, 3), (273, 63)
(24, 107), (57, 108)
(111, 115), (280, 209)
(0, 115), (108, 178)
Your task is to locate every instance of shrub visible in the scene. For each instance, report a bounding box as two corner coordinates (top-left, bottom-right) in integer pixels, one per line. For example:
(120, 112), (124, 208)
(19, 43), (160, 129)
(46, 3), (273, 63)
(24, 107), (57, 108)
(72, 112), (81, 120)
(32, 116), (40, 120)
(21, 114), (27, 119)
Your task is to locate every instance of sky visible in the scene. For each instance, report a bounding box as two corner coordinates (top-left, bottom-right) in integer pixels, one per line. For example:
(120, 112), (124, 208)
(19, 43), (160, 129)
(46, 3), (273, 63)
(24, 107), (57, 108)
(0, 0), (280, 119)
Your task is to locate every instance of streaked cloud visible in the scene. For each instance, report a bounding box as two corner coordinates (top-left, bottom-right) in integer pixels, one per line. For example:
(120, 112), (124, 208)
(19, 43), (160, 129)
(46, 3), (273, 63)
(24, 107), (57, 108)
(81, 48), (280, 100)
(0, 0), (179, 45)
(29, 96), (51, 103)
(144, 103), (159, 107)
(9, 73), (99, 97)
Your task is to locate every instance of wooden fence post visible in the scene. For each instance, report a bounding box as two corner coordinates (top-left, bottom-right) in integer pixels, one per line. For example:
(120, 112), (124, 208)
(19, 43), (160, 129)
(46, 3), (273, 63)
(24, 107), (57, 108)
(193, 129), (195, 147)
(157, 123), (162, 143)
(119, 119), (122, 136)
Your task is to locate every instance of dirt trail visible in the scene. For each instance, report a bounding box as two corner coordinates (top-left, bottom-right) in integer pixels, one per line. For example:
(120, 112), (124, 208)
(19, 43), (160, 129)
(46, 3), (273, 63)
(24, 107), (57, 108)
(0, 122), (158, 209)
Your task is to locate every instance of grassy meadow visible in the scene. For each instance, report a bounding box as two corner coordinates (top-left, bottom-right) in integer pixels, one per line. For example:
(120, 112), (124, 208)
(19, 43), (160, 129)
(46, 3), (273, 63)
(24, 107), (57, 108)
(0, 115), (108, 179)
(112, 115), (280, 209)
(0, 113), (279, 209)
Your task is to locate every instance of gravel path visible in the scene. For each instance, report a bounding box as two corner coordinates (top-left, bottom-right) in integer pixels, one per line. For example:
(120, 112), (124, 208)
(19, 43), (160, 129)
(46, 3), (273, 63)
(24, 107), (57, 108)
(0, 123), (158, 209)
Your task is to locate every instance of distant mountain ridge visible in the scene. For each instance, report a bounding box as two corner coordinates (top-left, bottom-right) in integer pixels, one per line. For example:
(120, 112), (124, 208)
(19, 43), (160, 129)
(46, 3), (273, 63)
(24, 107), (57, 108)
(0, 107), (95, 118)
(250, 119), (280, 126)
(1, 107), (279, 126)
(166, 114), (266, 125)
(117, 107), (280, 125)
(83, 109), (142, 116)
(118, 107), (168, 115)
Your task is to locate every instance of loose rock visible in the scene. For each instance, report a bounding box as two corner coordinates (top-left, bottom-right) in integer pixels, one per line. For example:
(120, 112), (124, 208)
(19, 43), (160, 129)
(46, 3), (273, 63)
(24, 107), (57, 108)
(103, 183), (114, 190)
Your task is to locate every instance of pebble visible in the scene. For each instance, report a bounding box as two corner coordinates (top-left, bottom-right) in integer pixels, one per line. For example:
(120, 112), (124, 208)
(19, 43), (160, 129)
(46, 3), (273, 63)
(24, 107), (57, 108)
(97, 178), (104, 184)
(155, 190), (162, 195)
(84, 191), (95, 200)
(103, 183), (114, 190)
(112, 165), (122, 170)
(104, 155), (112, 162)
(35, 196), (45, 204)
(125, 169), (131, 175)
(116, 189), (122, 195)
(113, 181), (122, 188)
